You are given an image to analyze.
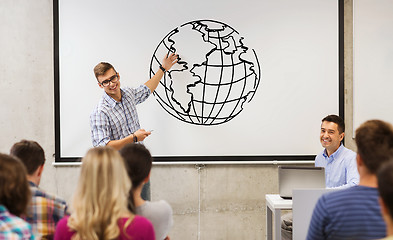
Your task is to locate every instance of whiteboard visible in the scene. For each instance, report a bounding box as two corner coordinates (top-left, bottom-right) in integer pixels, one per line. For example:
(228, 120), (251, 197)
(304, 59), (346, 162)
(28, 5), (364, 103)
(55, 0), (340, 161)
(353, 0), (393, 133)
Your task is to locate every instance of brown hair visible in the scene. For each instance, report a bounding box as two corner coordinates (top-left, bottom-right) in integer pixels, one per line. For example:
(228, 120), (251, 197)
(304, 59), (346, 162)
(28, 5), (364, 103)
(10, 140), (45, 175)
(0, 153), (31, 216)
(322, 114), (345, 133)
(355, 120), (393, 174)
(120, 143), (152, 187)
(120, 143), (153, 213)
(93, 62), (116, 79)
(377, 160), (393, 218)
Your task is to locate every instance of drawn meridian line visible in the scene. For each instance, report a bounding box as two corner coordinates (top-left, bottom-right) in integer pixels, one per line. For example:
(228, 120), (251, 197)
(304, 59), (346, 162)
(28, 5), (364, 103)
(149, 19), (261, 126)
(203, 31), (225, 124)
(225, 60), (250, 120)
(149, 29), (184, 120)
(207, 53), (236, 125)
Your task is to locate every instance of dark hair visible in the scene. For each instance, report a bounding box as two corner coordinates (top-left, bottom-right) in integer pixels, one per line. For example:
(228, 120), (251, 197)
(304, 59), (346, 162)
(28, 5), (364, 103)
(10, 140), (45, 175)
(377, 160), (393, 218)
(119, 143), (152, 212)
(93, 62), (116, 79)
(355, 120), (393, 174)
(0, 153), (31, 216)
(322, 115), (345, 133)
(120, 143), (152, 188)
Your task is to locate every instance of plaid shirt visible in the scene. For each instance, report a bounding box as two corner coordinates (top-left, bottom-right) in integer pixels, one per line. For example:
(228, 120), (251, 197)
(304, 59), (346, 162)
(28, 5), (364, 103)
(24, 182), (68, 240)
(90, 85), (151, 146)
(0, 205), (35, 240)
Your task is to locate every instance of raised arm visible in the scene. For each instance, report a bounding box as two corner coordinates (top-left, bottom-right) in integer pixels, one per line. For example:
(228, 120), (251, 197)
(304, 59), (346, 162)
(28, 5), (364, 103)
(144, 53), (178, 92)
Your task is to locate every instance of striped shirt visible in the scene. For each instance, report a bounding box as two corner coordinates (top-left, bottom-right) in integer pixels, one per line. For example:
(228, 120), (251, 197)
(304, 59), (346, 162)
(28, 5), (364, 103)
(90, 85), (151, 147)
(0, 205), (35, 240)
(24, 182), (68, 240)
(307, 186), (386, 240)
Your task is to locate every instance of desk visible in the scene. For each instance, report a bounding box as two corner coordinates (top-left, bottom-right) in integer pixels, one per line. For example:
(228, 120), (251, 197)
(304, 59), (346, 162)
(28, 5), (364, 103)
(266, 194), (292, 240)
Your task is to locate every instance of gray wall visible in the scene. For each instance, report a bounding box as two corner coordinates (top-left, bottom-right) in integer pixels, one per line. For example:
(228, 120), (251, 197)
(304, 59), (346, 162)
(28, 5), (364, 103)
(0, 0), (355, 239)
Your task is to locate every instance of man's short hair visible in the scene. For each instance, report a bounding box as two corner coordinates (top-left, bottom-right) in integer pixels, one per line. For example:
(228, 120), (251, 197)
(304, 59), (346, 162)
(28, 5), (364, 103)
(10, 140), (45, 175)
(119, 143), (152, 188)
(377, 160), (393, 219)
(322, 114), (345, 133)
(355, 120), (393, 174)
(93, 62), (116, 79)
(0, 153), (31, 216)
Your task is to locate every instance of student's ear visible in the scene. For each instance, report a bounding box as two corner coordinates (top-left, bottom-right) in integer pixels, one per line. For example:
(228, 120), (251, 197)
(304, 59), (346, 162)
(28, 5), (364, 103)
(356, 154), (363, 166)
(37, 164), (44, 177)
(143, 171), (151, 183)
(356, 154), (363, 174)
(98, 82), (103, 88)
(34, 163), (45, 177)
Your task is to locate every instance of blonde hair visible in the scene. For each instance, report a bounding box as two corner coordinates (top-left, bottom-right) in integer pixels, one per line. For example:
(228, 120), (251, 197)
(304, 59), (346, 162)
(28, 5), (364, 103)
(68, 147), (132, 240)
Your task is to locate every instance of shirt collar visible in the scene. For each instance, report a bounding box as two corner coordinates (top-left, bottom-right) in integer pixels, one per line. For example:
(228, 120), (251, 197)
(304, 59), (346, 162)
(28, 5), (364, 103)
(28, 181), (38, 188)
(322, 143), (344, 159)
(103, 88), (124, 108)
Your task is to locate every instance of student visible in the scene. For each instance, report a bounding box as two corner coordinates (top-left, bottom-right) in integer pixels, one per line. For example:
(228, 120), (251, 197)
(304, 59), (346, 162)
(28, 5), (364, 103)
(307, 119), (393, 240)
(10, 140), (68, 240)
(120, 143), (173, 240)
(377, 161), (393, 240)
(55, 147), (155, 240)
(281, 115), (360, 239)
(0, 153), (34, 239)
(315, 114), (359, 188)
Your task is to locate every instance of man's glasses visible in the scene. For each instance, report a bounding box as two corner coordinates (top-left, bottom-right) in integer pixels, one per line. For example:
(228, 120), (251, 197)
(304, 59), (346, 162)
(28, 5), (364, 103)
(100, 73), (119, 87)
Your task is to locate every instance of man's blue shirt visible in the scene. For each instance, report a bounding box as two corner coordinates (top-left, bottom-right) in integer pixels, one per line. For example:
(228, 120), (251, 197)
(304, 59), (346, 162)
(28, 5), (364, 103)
(315, 144), (359, 188)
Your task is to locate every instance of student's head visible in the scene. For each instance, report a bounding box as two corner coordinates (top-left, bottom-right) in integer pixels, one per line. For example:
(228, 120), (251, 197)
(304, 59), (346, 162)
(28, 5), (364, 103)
(320, 115), (345, 154)
(355, 120), (393, 174)
(377, 160), (393, 226)
(69, 147), (131, 239)
(0, 153), (31, 216)
(120, 143), (153, 188)
(10, 140), (45, 176)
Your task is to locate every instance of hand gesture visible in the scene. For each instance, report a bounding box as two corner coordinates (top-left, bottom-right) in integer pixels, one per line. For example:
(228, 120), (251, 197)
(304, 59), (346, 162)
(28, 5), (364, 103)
(134, 129), (152, 142)
(161, 53), (179, 71)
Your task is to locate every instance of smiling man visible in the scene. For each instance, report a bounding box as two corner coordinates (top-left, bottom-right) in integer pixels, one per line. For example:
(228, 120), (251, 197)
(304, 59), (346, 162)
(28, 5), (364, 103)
(90, 53), (178, 150)
(90, 53), (178, 201)
(281, 115), (360, 240)
(315, 114), (359, 188)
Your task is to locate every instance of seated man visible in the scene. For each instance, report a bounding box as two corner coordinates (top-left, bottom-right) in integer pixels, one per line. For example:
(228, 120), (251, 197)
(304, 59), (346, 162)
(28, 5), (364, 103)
(10, 140), (69, 240)
(307, 120), (392, 239)
(120, 143), (173, 240)
(377, 160), (393, 240)
(281, 115), (359, 239)
(315, 114), (359, 188)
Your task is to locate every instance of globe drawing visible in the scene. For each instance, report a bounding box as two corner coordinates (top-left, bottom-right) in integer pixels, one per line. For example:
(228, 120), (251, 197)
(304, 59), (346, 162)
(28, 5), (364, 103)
(150, 19), (261, 126)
